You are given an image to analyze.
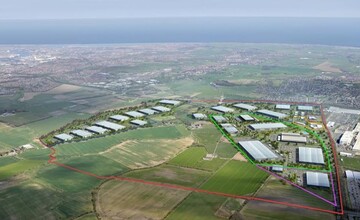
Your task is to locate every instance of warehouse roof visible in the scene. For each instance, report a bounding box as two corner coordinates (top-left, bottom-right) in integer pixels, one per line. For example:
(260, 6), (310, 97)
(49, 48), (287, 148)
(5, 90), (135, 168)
(193, 113), (207, 119)
(239, 114), (254, 121)
(125, 111), (145, 118)
(233, 103), (257, 111)
(110, 115), (129, 122)
(221, 123), (238, 134)
(54, 133), (73, 141)
(256, 109), (287, 119)
(94, 121), (125, 131)
(70, 130), (92, 138)
(213, 115), (227, 123)
(306, 172), (330, 187)
(280, 133), (307, 143)
(298, 105), (314, 111)
(238, 140), (278, 161)
(152, 106), (171, 112)
(276, 104), (291, 110)
(298, 147), (325, 165)
(85, 126), (108, 134)
(211, 106), (234, 113)
(130, 119), (147, 126)
(271, 165), (284, 172)
(138, 108), (158, 115)
(249, 123), (287, 130)
(345, 170), (360, 179)
(159, 99), (181, 105)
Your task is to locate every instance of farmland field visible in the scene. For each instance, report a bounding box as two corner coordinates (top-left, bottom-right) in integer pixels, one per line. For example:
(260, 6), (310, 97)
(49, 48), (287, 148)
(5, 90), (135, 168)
(166, 193), (226, 220)
(96, 180), (190, 220)
(0, 159), (45, 180)
(102, 137), (194, 169)
(125, 164), (211, 187)
(168, 147), (226, 171)
(201, 161), (269, 195)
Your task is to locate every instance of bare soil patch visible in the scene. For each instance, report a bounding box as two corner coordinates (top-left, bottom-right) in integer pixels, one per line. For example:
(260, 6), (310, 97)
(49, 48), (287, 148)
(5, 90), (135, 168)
(313, 61), (342, 73)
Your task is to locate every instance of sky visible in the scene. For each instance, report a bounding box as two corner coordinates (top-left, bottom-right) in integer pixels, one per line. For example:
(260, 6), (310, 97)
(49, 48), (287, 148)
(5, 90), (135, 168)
(0, 0), (359, 20)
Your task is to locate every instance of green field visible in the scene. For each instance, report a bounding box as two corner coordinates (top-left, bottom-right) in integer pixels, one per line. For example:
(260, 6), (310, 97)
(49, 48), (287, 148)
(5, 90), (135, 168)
(166, 193), (226, 220)
(0, 159), (45, 180)
(193, 124), (223, 153)
(340, 156), (360, 171)
(201, 161), (268, 195)
(125, 164), (211, 187)
(102, 137), (192, 169)
(168, 147), (226, 171)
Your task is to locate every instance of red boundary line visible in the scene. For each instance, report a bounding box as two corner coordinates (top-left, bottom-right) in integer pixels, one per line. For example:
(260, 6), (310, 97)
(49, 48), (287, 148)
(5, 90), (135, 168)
(44, 99), (344, 215)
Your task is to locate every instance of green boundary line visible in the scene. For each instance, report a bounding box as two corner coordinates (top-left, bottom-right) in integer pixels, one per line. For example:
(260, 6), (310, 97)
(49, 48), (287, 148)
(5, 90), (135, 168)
(209, 112), (332, 172)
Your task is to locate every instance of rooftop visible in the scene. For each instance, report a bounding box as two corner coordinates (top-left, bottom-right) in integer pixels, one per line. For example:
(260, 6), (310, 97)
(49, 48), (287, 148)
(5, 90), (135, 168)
(130, 119), (148, 126)
(152, 106), (171, 112)
(306, 172), (330, 187)
(211, 106), (234, 113)
(70, 129), (92, 138)
(85, 126), (108, 134)
(213, 115), (227, 122)
(125, 111), (145, 118)
(159, 99), (181, 105)
(95, 121), (125, 131)
(233, 103), (257, 111)
(239, 114), (254, 121)
(276, 104), (291, 110)
(256, 109), (288, 119)
(138, 108), (158, 115)
(249, 123), (287, 130)
(238, 140), (278, 161)
(54, 133), (73, 141)
(298, 147), (325, 165)
(110, 115), (129, 121)
(193, 113), (207, 119)
(298, 105), (314, 111)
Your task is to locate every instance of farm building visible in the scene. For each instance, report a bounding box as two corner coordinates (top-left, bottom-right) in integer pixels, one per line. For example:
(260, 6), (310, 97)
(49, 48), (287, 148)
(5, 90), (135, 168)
(279, 133), (307, 143)
(339, 131), (354, 145)
(213, 115), (227, 123)
(54, 133), (73, 142)
(220, 123), (238, 135)
(271, 165), (284, 172)
(130, 119), (148, 126)
(276, 104), (291, 110)
(211, 106), (234, 113)
(249, 123), (287, 130)
(298, 106), (314, 111)
(239, 114), (254, 121)
(233, 103), (257, 111)
(297, 147), (325, 165)
(125, 111), (145, 118)
(152, 106), (171, 112)
(193, 113), (207, 120)
(94, 121), (125, 131)
(70, 130), (92, 138)
(138, 108), (158, 115)
(85, 126), (108, 134)
(110, 115), (129, 122)
(159, 99), (181, 106)
(256, 109), (287, 119)
(238, 140), (278, 161)
(305, 172), (330, 188)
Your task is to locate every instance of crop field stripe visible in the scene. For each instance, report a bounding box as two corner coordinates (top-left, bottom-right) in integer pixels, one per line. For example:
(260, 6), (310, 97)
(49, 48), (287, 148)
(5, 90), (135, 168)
(47, 146), (342, 215)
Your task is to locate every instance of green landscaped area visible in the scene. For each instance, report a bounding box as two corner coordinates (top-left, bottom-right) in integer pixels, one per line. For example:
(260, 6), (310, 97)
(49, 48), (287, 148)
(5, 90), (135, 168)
(340, 156), (360, 171)
(201, 160), (269, 196)
(168, 147), (227, 171)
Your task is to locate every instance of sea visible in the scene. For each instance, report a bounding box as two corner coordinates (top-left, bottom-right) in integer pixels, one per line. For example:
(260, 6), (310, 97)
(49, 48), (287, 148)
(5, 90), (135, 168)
(0, 17), (359, 47)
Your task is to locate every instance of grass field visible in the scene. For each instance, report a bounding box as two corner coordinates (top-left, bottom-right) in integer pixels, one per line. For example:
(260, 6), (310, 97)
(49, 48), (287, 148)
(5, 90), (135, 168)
(0, 159), (45, 180)
(102, 137), (193, 169)
(125, 164), (211, 187)
(166, 193), (226, 220)
(56, 125), (188, 157)
(168, 147), (226, 171)
(97, 180), (190, 220)
(193, 124), (223, 154)
(201, 161), (268, 196)
(340, 156), (360, 171)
